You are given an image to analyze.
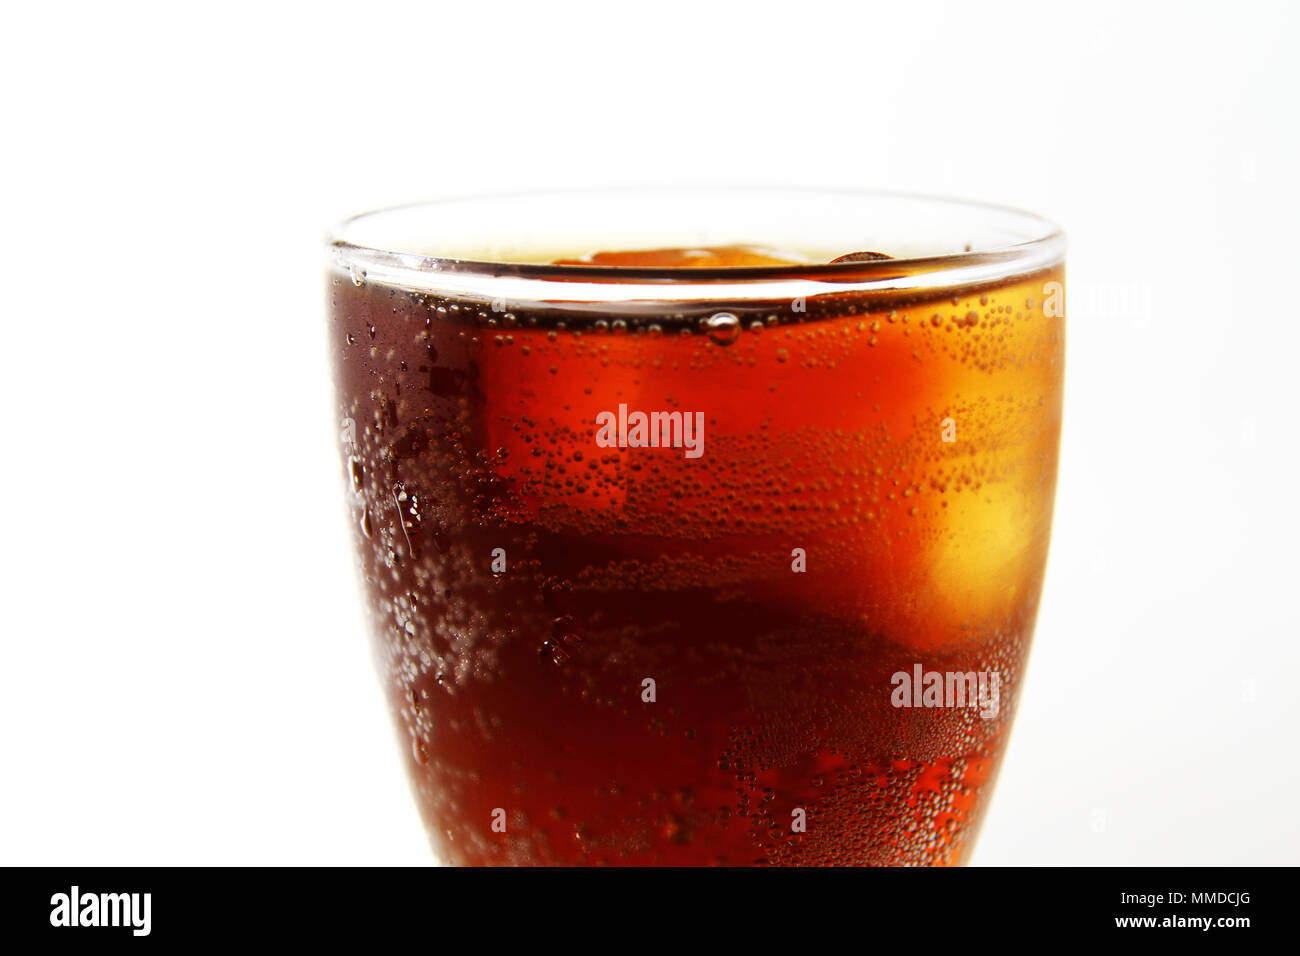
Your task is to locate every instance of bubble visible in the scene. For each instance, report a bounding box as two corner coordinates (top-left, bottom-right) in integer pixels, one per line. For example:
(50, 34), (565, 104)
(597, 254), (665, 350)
(539, 639), (570, 667)
(706, 312), (741, 346)
(552, 615), (580, 642)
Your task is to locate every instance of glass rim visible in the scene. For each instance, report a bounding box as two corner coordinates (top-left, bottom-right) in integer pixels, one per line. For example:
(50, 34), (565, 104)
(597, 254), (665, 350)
(326, 186), (1065, 302)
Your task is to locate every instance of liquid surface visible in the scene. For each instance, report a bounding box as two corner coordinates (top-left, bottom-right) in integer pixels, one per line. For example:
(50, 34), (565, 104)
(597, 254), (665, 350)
(329, 247), (1065, 865)
(551, 244), (811, 268)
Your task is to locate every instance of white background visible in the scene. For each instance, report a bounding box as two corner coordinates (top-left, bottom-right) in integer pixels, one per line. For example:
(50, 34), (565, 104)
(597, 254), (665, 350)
(1, 0), (1296, 865)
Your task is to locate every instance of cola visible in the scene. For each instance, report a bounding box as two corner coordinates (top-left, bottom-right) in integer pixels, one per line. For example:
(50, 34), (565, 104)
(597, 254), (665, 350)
(329, 242), (1064, 865)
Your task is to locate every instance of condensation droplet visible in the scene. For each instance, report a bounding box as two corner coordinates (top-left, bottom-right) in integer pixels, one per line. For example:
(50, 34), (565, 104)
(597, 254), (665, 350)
(540, 614), (582, 668)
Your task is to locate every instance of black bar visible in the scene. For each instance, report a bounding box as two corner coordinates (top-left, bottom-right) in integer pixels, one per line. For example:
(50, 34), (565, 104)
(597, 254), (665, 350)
(4, 866), (1283, 942)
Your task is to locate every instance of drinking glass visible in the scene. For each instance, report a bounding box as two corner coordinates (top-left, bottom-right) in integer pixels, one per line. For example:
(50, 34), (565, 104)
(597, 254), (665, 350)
(327, 188), (1065, 866)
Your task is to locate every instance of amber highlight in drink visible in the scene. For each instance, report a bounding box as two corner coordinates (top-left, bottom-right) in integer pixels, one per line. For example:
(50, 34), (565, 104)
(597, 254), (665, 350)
(328, 195), (1064, 866)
